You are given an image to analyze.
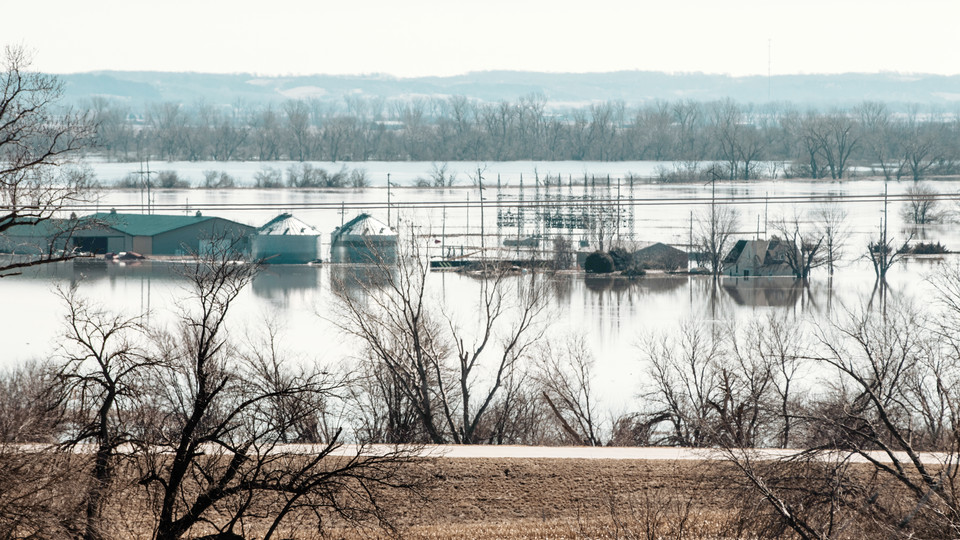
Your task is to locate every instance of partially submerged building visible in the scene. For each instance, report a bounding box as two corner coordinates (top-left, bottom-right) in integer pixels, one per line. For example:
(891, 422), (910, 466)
(252, 213), (322, 264)
(71, 211), (254, 256)
(0, 218), (80, 256)
(722, 239), (794, 278)
(330, 213), (397, 264)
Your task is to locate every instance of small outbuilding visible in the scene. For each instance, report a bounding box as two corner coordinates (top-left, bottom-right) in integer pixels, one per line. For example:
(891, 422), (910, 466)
(252, 213), (322, 264)
(330, 213), (397, 264)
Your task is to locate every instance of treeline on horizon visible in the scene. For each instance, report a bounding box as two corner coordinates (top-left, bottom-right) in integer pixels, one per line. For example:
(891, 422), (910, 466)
(84, 95), (960, 182)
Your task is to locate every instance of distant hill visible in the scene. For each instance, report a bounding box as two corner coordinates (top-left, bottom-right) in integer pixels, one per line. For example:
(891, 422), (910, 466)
(58, 70), (960, 109)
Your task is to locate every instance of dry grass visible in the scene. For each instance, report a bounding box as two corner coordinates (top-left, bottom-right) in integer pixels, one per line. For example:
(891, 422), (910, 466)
(323, 458), (749, 539)
(1, 454), (804, 539)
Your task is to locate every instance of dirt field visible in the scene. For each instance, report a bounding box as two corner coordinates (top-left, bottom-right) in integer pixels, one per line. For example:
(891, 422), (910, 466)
(324, 457), (750, 539)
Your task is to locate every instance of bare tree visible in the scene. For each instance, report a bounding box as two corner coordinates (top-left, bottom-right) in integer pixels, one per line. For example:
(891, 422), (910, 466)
(815, 112), (860, 179)
(770, 212), (825, 280)
(334, 238), (548, 444)
(640, 322), (724, 447)
(694, 187), (739, 277)
(731, 314), (807, 449)
(0, 45), (97, 277)
(856, 101), (902, 180)
(711, 296), (960, 539)
(867, 231), (910, 285)
(133, 243), (414, 540)
(901, 181), (944, 225)
(902, 107), (946, 181)
(429, 162), (456, 187)
(536, 334), (604, 446)
(57, 285), (152, 540)
(812, 203), (849, 275)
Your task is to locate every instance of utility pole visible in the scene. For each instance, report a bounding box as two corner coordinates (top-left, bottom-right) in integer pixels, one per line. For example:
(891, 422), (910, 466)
(386, 173), (392, 229)
(711, 169), (717, 276)
(615, 176), (621, 243)
(478, 167), (485, 256)
(139, 159), (154, 214)
(517, 174), (523, 259)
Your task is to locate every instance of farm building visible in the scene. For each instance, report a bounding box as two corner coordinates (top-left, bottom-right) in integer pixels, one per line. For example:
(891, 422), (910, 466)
(722, 239), (794, 278)
(0, 218), (80, 256)
(71, 211), (254, 256)
(252, 213), (322, 264)
(330, 213), (397, 264)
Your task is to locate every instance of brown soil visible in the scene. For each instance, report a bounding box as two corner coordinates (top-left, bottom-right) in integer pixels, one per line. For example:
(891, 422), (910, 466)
(326, 457), (747, 539)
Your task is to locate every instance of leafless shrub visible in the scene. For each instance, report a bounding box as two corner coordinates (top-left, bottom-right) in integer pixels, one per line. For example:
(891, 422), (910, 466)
(0, 449), (87, 540)
(201, 170), (236, 189)
(0, 360), (65, 443)
(536, 334), (604, 446)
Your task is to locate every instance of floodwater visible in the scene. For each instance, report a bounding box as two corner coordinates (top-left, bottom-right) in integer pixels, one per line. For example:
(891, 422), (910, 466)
(4, 163), (960, 409)
(1, 259), (950, 411)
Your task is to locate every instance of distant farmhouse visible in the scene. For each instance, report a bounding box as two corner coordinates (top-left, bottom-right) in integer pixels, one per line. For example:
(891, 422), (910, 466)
(722, 239), (794, 278)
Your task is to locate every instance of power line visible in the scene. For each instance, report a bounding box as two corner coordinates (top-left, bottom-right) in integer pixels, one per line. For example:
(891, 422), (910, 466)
(7, 190), (959, 214)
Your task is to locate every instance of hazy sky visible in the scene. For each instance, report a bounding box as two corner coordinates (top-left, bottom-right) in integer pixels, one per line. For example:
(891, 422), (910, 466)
(11, 0), (960, 77)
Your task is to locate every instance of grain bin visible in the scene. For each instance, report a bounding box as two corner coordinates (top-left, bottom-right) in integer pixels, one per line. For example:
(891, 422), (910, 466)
(329, 213), (397, 264)
(252, 213), (322, 264)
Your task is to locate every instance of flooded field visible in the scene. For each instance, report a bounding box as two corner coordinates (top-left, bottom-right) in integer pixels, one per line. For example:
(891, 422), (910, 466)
(5, 166), (960, 411)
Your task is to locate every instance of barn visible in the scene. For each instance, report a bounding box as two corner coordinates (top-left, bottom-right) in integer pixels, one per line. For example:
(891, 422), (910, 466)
(71, 211), (254, 256)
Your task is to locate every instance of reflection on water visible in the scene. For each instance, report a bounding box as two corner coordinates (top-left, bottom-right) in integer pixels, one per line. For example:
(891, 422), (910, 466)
(721, 277), (803, 308)
(26, 258), (186, 285)
(0, 256), (950, 385)
(252, 265), (322, 303)
(326, 264), (397, 294)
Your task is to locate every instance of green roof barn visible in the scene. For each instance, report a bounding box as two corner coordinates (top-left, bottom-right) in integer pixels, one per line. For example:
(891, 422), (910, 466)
(71, 212), (255, 256)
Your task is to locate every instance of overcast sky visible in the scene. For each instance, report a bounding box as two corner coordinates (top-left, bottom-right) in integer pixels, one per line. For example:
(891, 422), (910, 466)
(11, 0), (960, 77)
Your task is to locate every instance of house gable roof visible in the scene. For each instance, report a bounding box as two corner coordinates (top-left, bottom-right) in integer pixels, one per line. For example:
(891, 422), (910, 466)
(722, 239), (748, 265)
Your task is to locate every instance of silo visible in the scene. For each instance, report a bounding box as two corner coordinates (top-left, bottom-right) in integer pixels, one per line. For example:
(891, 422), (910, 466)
(252, 213), (322, 264)
(329, 213), (398, 264)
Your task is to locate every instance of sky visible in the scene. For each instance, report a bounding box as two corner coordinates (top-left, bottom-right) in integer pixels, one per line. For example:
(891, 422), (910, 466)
(10, 0), (960, 78)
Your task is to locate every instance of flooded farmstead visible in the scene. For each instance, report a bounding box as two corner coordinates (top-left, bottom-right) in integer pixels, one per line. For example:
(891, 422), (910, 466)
(6, 25), (960, 534)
